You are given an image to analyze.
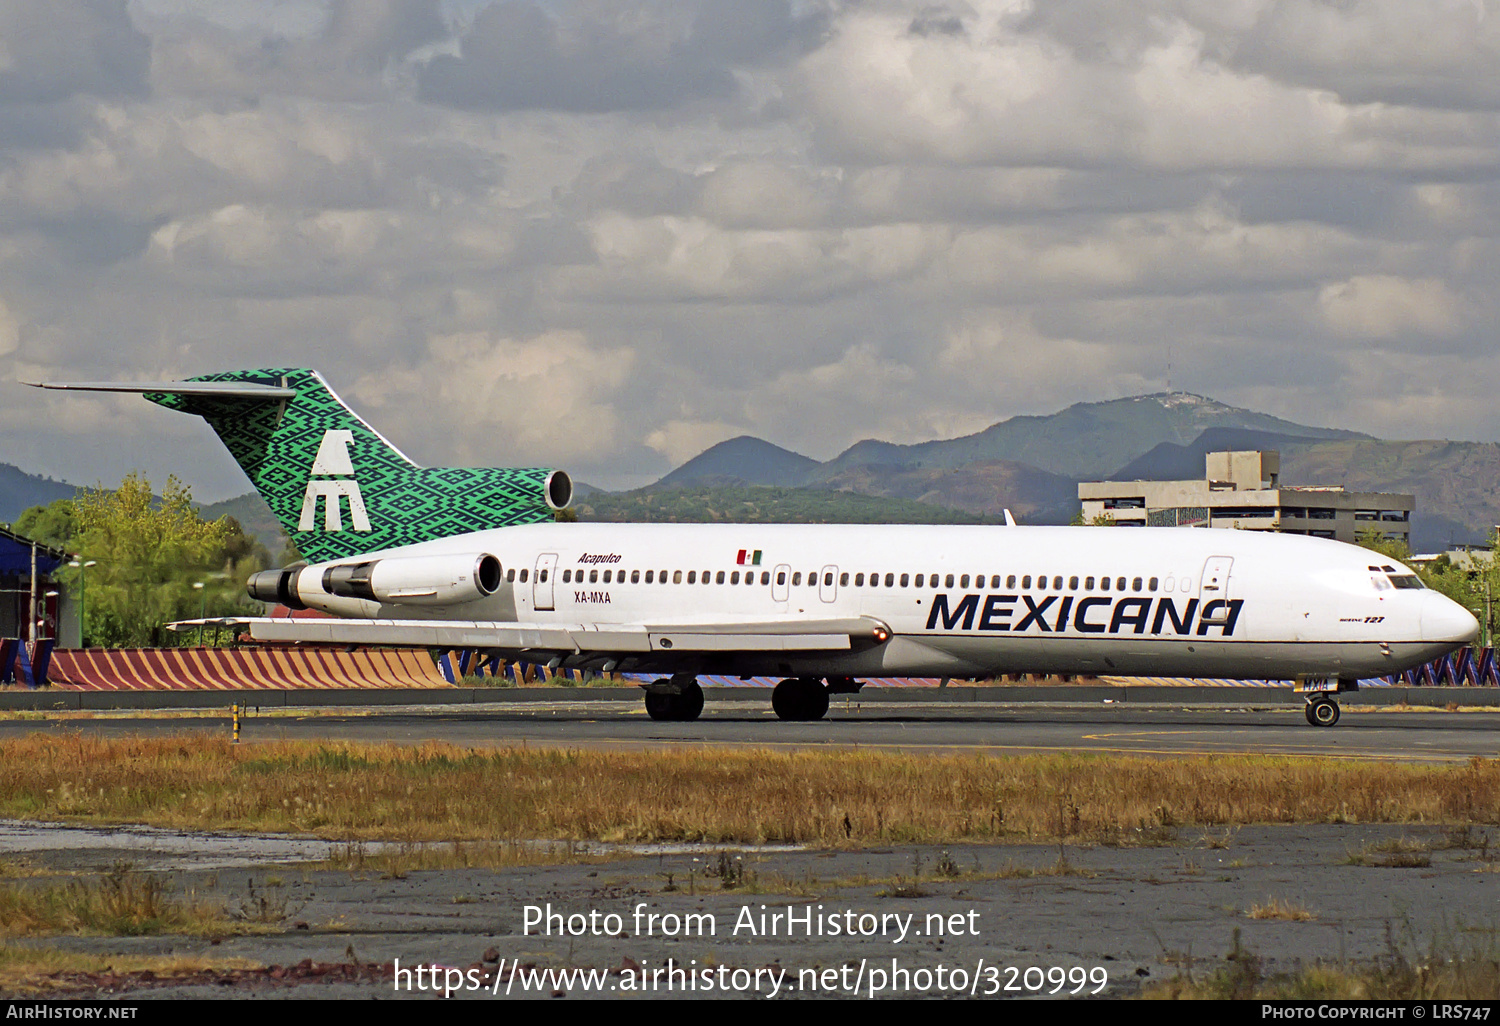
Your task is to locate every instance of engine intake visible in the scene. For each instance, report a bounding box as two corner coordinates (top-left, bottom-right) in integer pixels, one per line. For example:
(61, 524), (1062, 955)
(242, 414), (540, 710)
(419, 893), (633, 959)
(320, 552), (503, 607)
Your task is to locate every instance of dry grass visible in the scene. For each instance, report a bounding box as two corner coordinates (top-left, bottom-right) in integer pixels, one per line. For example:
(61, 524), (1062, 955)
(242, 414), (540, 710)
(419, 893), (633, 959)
(1144, 926), (1500, 999)
(0, 943), (257, 996)
(1246, 897), (1317, 921)
(0, 862), (229, 937)
(0, 735), (1498, 846)
(1344, 837), (1435, 868)
(318, 839), (603, 876)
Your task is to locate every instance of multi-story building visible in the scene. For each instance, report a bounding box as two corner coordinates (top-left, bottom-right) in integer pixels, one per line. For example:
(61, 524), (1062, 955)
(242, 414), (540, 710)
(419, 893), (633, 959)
(1078, 450), (1412, 546)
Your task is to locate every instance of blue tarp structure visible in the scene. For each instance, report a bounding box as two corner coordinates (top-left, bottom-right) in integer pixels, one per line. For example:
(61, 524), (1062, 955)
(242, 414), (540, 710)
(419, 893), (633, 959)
(0, 525), (63, 577)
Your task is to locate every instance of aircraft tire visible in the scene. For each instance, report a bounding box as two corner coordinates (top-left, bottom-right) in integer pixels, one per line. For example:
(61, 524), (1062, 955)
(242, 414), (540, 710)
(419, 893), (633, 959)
(772, 679), (802, 721)
(645, 684), (676, 722)
(804, 679), (829, 721)
(1308, 699), (1340, 727)
(677, 681), (704, 721)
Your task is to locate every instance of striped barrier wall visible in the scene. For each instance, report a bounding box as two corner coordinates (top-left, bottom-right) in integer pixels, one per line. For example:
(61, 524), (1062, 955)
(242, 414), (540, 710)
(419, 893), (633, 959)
(41, 647), (450, 691)
(436, 646), (1500, 690)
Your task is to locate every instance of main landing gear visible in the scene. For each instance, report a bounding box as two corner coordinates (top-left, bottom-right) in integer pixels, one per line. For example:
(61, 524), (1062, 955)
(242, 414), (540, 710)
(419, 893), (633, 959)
(643, 676), (704, 722)
(772, 678), (829, 721)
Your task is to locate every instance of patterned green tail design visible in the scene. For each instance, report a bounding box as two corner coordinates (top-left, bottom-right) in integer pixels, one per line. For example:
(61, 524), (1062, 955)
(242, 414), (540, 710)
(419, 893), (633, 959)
(146, 369), (564, 564)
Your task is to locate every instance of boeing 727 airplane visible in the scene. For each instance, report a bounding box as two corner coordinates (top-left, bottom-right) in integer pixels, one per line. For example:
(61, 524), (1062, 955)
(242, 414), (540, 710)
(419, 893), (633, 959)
(34, 369), (1479, 727)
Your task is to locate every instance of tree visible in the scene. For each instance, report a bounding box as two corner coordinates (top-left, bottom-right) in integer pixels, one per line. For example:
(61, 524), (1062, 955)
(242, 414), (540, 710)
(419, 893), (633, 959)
(11, 498), (78, 550)
(58, 473), (269, 647)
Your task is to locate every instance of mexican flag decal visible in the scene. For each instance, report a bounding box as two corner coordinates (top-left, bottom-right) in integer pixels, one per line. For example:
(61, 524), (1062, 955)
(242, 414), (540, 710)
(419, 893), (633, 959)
(736, 549), (763, 566)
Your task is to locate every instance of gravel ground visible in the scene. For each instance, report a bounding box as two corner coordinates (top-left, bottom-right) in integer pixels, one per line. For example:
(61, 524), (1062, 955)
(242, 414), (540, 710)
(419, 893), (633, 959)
(4, 821), (1497, 999)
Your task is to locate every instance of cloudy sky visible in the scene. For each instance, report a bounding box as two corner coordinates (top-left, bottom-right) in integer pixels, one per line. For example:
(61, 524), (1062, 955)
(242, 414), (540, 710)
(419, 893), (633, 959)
(2, 0), (1499, 500)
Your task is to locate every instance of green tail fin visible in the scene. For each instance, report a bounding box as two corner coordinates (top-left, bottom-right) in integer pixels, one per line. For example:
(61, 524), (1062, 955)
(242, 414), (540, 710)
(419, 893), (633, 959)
(146, 369), (569, 563)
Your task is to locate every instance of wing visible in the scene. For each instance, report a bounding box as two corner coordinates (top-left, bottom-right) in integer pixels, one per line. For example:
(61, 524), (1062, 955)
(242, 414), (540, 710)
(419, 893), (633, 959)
(172, 616), (891, 655)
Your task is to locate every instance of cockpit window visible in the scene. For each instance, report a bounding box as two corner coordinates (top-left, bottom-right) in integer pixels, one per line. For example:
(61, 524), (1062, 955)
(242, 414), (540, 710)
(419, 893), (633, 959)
(1388, 574), (1423, 589)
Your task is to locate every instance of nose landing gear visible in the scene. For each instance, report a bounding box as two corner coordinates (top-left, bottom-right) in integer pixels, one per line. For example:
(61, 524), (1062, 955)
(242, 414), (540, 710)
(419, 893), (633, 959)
(1304, 697), (1340, 727)
(1299, 677), (1357, 727)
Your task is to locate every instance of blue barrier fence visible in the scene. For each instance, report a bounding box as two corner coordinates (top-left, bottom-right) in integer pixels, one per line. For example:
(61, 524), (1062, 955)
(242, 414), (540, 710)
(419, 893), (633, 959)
(0, 640), (55, 688)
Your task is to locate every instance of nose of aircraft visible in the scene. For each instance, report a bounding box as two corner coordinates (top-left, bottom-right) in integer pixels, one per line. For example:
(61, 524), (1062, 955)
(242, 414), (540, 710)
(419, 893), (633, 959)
(1421, 592), (1480, 643)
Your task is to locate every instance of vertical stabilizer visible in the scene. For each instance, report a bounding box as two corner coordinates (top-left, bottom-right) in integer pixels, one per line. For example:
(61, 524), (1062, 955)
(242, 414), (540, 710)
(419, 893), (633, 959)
(136, 369), (568, 562)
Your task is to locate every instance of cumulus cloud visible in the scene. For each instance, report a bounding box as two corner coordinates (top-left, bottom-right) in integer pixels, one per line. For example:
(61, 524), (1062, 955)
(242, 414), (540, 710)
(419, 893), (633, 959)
(1319, 275), (1465, 340)
(5, 0), (1500, 498)
(0, 0), (150, 105)
(417, 0), (817, 112)
(351, 329), (636, 467)
(799, 4), (1500, 172)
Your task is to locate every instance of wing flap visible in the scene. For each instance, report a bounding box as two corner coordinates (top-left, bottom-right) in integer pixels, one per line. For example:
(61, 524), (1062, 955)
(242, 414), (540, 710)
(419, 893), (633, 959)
(201, 617), (878, 654)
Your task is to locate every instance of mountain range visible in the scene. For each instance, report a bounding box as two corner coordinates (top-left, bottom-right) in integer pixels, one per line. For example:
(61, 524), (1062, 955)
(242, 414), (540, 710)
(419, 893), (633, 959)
(6, 392), (1496, 553)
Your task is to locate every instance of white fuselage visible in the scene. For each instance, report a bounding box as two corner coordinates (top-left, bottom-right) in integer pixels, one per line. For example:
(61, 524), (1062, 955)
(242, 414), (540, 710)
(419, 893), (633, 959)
(287, 523), (1477, 681)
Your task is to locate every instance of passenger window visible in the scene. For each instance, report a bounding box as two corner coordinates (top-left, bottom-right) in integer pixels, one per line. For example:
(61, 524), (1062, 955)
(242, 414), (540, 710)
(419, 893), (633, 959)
(855, 573), (865, 586)
(1036, 575), (1046, 590)
(705, 571), (713, 585)
(884, 573), (895, 587)
(1148, 577), (1158, 591)
(1100, 576), (1109, 591)
(823, 572), (832, 586)
(1053, 576), (1063, 589)
(520, 569), (528, 583)
(945, 574), (955, 588)
(914, 574), (924, 587)
(960, 575), (969, 588)
(929, 573), (939, 588)
(644, 570), (653, 584)
(840, 572), (849, 586)
(562, 569), (572, 584)
(716, 571), (726, 585)
(589, 569), (598, 584)
(1069, 576), (1078, 590)
(1116, 577), (1126, 591)
(730, 571), (740, 585)
(1132, 577), (1143, 592)
(1022, 575), (1031, 588)
(673, 570), (682, 584)
(507, 568), (516, 583)
(899, 573), (909, 587)
(1085, 576), (1094, 590)
(776, 571), (786, 586)
(990, 575), (1000, 588)
(1006, 575), (1016, 589)
(539, 569), (547, 582)
(687, 571), (697, 584)
(603, 570), (612, 584)
(792, 572), (802, 586)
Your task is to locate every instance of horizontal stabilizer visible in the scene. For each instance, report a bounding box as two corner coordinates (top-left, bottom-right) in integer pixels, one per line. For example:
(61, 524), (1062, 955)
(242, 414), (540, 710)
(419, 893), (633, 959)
(28, 381), (296, 399)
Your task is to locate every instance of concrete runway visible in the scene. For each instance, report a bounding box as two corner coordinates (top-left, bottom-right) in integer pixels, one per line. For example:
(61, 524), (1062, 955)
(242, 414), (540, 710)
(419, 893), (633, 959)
(3, 700), (1496, 762)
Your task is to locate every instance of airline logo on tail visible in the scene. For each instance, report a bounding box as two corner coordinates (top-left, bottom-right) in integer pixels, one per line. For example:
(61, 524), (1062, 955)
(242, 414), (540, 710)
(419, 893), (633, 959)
(299, 430), (371, 533)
